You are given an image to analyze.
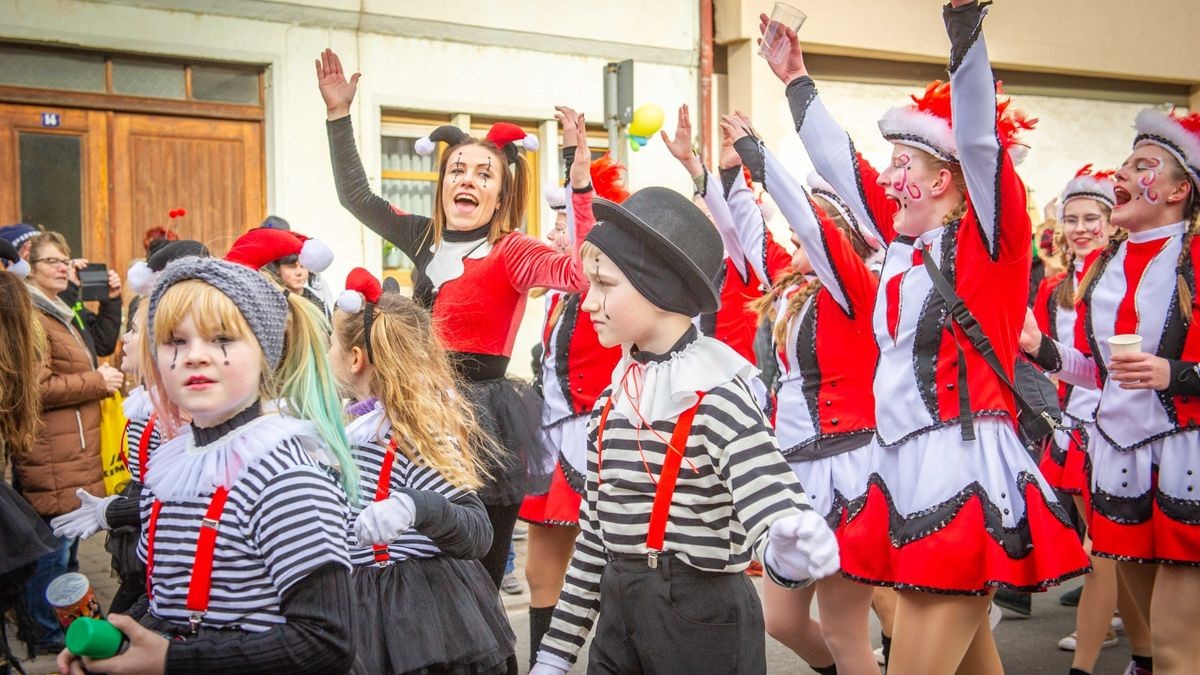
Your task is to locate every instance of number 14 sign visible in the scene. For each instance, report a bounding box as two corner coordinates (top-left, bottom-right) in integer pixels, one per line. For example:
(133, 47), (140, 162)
(41, 112), (61, 128)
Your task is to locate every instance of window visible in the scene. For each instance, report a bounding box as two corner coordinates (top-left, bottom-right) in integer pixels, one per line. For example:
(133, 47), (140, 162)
(379, 116), (449, 284)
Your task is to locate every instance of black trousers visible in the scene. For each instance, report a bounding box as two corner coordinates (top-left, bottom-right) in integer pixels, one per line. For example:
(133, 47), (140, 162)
(587, 554), (766, 675)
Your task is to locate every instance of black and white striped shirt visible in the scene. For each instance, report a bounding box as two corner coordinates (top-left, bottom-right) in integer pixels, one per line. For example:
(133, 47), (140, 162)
(138, 436), (350, 633)
(346, 428), (466, 566)
(540, 377), (810, 664)
(123, 386), (158, 484)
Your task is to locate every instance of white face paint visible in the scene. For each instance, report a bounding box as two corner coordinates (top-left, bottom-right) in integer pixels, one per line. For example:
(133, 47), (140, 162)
(441, 144), (505, 231)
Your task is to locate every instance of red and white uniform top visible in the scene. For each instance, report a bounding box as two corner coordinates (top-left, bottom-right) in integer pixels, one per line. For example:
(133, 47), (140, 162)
(715, 148), (879, 457)
(1051, 221), (1200, 450)
(1032, 257), (1101, 425)
(793, 15), (1030, 446)
(697, 172), (793, 364)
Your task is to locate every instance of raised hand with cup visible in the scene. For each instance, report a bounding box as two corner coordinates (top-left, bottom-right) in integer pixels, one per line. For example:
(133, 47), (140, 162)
(757, 5), (808, 84)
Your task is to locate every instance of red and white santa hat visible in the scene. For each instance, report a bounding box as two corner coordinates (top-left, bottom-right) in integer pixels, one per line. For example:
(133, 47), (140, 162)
(335, 267), (383, 314)
(415, 122), (538, 165)
(1057, 164), (1116, 219)
(1133, 108), (1200, 189)
(224, 227), (333, 274)
(877, 80), (1036, 164)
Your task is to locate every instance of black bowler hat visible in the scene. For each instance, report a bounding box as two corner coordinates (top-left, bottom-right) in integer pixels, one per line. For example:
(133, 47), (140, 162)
(588, 187), (723, 315)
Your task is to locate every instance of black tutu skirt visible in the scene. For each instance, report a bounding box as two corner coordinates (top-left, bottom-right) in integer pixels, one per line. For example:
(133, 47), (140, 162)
(0, 480), (55, 579)
(351, 556), (514, 675)
(463, 377), (552, 505)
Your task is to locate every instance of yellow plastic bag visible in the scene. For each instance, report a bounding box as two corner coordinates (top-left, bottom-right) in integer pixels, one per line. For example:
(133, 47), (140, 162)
(99, 392), (131, 495)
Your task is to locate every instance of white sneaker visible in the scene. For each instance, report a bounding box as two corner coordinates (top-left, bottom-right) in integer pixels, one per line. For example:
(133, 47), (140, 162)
(1112, 615), (1125, 634)
(988, 602), (1003, 630)
(874, 646), (885, 665)
(500, 573), (525, 595)
(1057, 630), (1119, 651)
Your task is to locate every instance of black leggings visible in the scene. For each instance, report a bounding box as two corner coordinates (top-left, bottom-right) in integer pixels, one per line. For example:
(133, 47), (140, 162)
(480, 502), (522, 590)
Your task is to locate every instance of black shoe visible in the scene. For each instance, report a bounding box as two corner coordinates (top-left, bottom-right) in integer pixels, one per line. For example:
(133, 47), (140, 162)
(992, 588), (1031, 617)
(1059, 585), (1082, 607)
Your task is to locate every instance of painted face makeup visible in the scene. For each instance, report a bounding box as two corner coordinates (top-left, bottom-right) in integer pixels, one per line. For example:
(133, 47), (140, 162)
(891, 152), (923, 201)
(156, 313), (262, 428)
(119, 323), (143, 377)
(580, 250), (660, 349)
(1138, 156), (1162, 205)
(441, 144), (504, 232)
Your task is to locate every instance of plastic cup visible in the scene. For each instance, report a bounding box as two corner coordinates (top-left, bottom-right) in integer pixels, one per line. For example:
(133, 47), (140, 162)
(66, 617), (127, 658)
(759, 3), (807, 65)
(1108, 334), (1143, 355)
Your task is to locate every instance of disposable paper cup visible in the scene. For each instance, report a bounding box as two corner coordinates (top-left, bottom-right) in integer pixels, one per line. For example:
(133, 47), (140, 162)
(758, 2), (806, 65)
(1108, 334), (1143, 355)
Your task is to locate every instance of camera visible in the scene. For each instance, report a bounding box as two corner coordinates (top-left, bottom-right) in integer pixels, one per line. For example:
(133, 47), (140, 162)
(78, 263), (110, 302)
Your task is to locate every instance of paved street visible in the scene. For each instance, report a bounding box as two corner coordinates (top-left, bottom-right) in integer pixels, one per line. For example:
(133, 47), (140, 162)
(8, 534), (1135, 674)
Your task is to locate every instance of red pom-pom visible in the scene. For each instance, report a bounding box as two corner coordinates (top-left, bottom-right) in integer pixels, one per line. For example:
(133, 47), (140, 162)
(177, 207), (186, 217)
(590, 153), (630, 203)
(344, 267), (382, 304)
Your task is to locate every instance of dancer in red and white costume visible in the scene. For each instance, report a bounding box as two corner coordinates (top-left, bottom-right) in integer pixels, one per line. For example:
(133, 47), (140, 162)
(721, 112), (880, 675)
(518, 144), (625, 666)
(762, 2), (1089, 672)
(1026, 107), (1200, 674)
(1024, 168), (1154, 675)
(1031, 169), (1116, 501)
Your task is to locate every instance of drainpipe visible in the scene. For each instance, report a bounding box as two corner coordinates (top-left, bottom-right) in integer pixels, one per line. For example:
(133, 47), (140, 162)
(699, 0), (714, 168)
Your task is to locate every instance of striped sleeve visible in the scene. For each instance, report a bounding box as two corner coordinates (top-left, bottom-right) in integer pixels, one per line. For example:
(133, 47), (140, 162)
(539, 407), (608, 666)
(246, 464), (350, 594)
(707, 381), (811, 562)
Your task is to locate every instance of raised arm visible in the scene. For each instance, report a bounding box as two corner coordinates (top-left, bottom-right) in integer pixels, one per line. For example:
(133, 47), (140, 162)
(661, 105), (749, 278)
(318, 49), (432, 260)
(727, 114), (877, 318)
(759, 18), (896, 247)
(505, 106), (595, 293)
(945, 0), (1028, 259)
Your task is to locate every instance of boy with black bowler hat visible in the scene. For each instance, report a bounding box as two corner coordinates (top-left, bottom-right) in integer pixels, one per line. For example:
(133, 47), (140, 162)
(530, 187), (840, 674)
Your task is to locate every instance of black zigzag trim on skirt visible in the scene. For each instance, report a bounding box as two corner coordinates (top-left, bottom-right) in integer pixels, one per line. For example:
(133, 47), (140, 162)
(863, 471), (1073, 559)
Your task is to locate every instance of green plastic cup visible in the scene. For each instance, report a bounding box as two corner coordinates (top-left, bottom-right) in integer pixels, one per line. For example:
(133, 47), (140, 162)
(66, 617), (126, 658)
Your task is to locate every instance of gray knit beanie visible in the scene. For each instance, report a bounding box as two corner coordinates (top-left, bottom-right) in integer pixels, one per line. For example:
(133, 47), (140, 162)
(147, 256), (289, 369)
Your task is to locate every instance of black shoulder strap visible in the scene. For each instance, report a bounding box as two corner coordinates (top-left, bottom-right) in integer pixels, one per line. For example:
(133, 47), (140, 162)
(921, 252), (1060, 437)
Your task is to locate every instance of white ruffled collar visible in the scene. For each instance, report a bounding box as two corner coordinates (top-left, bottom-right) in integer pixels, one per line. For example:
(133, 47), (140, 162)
(607, 332), (757, 427)
(426, 237), (494, 292)
(345, 400), (392, 446)
(1126, 220), (1187, 244)
(122, 386), (154, 423)
(145, 414), (326, 500)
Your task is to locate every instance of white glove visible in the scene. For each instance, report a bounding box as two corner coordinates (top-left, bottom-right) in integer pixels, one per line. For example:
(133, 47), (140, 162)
(530, 652), (571, 675)
(50, 488), (118, 540)
(764, 510), (840, 583)
(354, 493), (416, 547)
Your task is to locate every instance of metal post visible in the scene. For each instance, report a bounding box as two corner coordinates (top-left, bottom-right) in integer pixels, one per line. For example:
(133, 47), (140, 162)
(604, 63), (620, 158)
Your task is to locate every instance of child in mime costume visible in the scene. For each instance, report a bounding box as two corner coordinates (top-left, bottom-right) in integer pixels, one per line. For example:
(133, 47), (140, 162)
(530, 187), (840, 674)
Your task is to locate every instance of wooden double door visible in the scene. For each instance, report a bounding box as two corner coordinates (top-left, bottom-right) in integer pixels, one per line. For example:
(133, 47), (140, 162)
(0, 102), (263, 282)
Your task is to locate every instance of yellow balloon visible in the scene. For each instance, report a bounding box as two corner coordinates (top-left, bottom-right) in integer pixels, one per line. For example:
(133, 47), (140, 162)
(628, 104), (665, 138)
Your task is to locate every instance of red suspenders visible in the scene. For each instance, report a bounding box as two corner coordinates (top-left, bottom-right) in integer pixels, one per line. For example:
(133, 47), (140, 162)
(121, 413), (157, 484)
(146, 484), (231, 634)
(595, 392), (704, 568)
(371, 437), (400, 565)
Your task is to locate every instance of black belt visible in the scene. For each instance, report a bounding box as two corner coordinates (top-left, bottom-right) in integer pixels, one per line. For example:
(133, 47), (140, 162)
(449, 352), (510, 382)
